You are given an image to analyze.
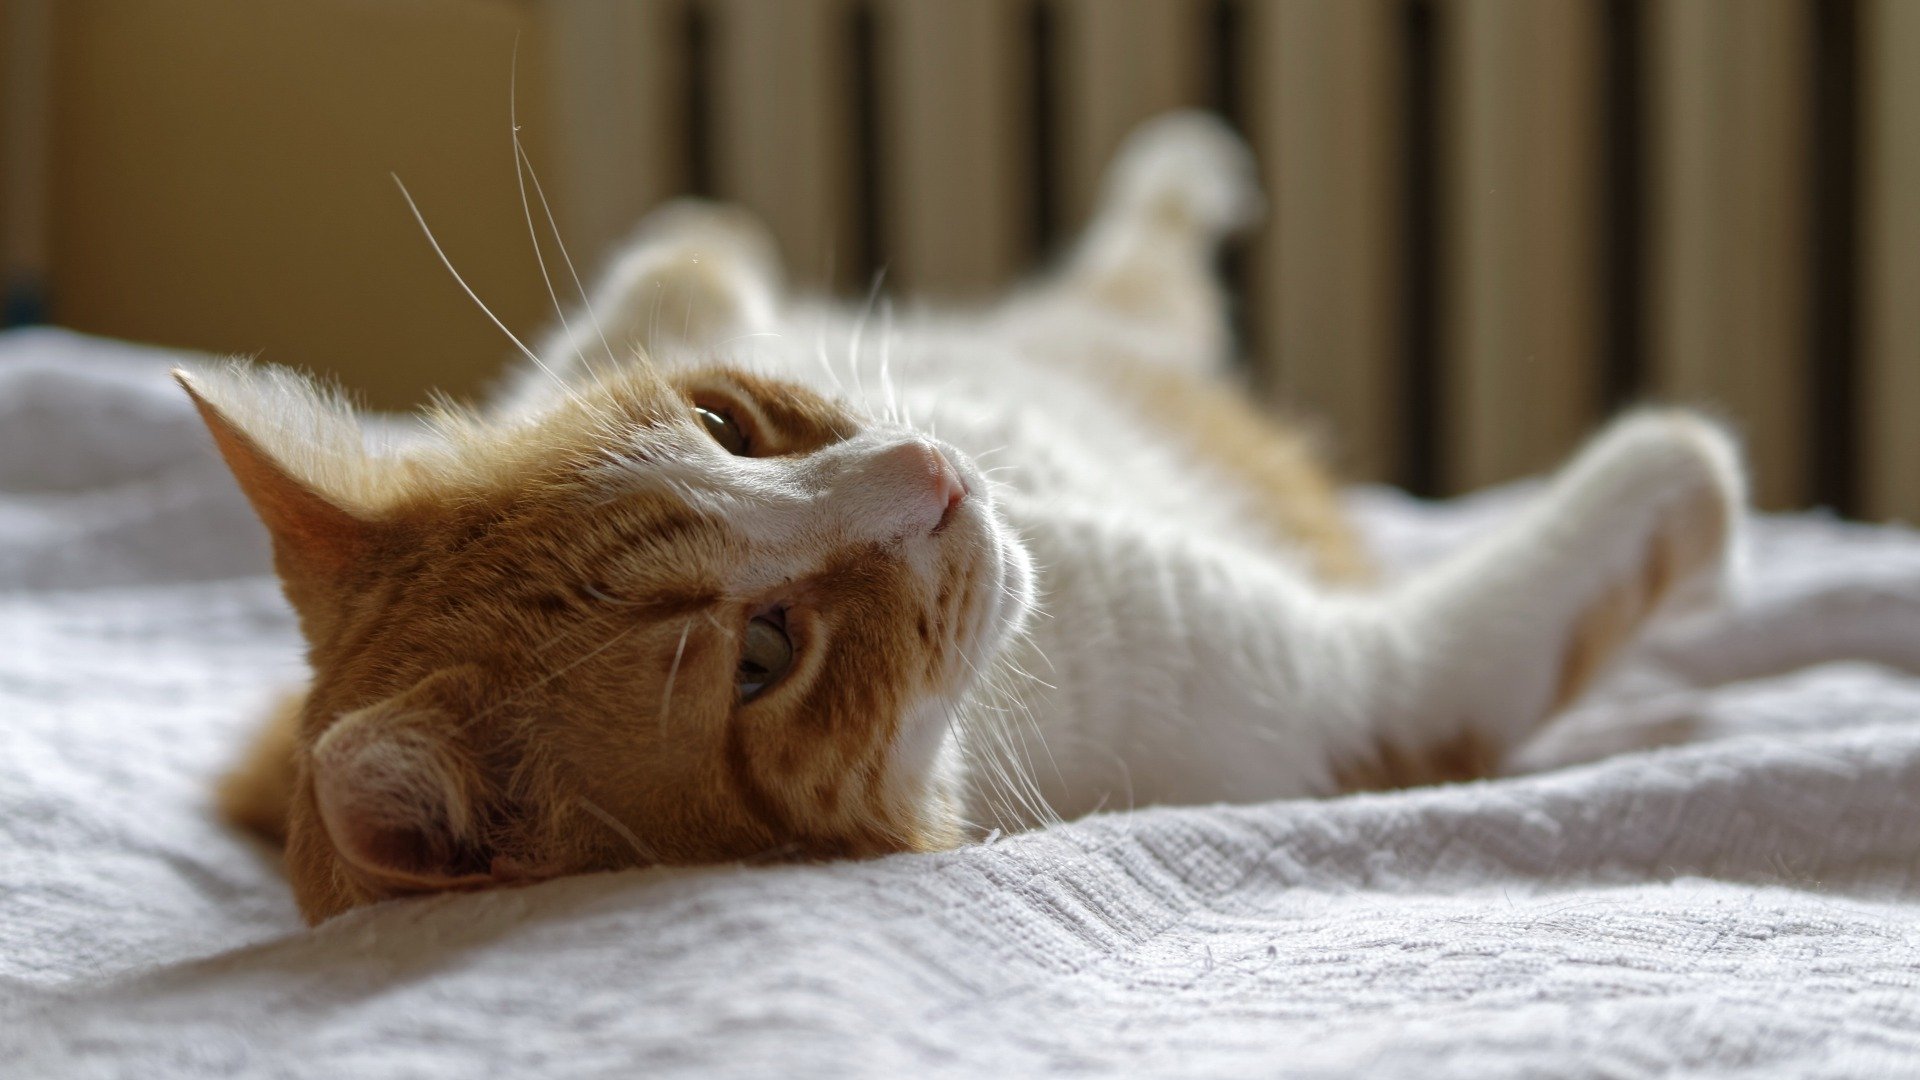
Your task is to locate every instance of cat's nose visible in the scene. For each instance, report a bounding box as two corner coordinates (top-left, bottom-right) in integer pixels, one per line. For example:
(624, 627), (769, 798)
(874, 440), (967, 533)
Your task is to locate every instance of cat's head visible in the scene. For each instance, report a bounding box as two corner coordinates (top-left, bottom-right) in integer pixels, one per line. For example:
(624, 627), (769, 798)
(180, 354), (1030, 922)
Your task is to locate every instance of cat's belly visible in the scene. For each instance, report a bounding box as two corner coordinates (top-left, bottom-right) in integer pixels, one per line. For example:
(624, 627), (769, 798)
(953, 494), (1362, 828)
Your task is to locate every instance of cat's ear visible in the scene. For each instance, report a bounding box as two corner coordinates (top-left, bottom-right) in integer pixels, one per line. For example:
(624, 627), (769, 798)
(309, 668), (500, 891)
(173, 365), (376, 580)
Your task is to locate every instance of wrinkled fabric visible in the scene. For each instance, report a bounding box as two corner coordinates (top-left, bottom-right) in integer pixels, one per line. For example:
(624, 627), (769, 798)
(5, 328), (1920, 1079)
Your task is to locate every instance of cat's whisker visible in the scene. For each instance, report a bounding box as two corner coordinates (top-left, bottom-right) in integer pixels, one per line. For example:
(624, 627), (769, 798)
(982, 709), (1056, 830)
(955, 652), (1058, 829)
(506, 55), (622, 405)
(517, 599), (631, 663)
(979, 733), (1040, 829)
(995, 704), (1061, 828)
(812, 329), (847, 397)
(508, 49), (584, 371)
(997, 578), (1047, 618)
(956, 714), (1022, 833)
(896, 333), (924, 429)
(978, 655), (1061, 815)
(972, 763), (1021, 834)
(845, 267), (887, 404)
(507, 54), (617, 374)
(949, 702), (1010, 820)
(933, 712), (995, 839)
(998, 658), (1057, 693)
(579, 582), (640, 607)
(1010, 629), (1059, 677)
(391, 175), (582, 406)
(576, 795), (661, 865)
(517, 147), (620, 388)
(1000, 694), (1064, 823)
(657, 619), (693, 733)
(474, 617), (646, 724)
(878, 298), (899, 425)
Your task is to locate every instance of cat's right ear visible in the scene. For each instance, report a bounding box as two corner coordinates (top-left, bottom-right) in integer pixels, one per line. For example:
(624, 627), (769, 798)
(173, 366), (375, 582)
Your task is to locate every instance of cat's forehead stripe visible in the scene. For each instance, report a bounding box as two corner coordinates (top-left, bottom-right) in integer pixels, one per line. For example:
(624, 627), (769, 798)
(607, 504), (714, 552)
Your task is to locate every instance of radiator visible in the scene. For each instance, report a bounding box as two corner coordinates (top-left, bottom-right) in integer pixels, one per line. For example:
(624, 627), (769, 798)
(11, 1), (1917, 518)
(545, 0), (1919, 518)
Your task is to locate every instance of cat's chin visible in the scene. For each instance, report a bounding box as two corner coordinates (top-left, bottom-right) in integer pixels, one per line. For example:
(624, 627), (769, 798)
(869, 437), (1032, 803)
(976, 520), (1036, 663)
(885, 513), (1035, 850)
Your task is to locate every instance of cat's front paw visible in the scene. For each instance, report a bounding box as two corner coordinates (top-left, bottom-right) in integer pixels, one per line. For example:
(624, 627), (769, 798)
(625, 198), (783, 284)
(592, 199), (786, 361)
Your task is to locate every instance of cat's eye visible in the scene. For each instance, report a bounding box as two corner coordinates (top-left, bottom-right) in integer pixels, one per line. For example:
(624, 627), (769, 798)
(737, 614), (794, 701)
(696, 406), (749, 456)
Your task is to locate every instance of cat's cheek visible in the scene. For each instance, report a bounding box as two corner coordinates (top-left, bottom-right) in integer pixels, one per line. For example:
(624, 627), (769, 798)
(978, 520), (1038, 656)
(1003, 532), (1038, 617)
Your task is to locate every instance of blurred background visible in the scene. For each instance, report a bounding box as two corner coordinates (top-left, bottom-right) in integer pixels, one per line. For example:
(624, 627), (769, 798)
(2, 0), (1915, 517)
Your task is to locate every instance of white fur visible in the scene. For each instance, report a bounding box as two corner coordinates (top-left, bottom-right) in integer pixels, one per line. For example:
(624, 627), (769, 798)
(513, 112), (1748, 832)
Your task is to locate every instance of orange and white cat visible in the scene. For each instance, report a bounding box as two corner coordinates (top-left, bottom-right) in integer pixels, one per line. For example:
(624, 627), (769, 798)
(186, 114), (1743, 923)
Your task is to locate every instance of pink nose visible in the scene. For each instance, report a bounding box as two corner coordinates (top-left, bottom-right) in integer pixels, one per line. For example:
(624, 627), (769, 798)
(877, 440), (967, 532)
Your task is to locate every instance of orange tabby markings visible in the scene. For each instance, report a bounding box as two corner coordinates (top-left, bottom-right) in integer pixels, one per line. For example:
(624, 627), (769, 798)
(1109, 358), (1374, 585)
(191, 357), (985, 921)
(1334, 730), (1502, 795)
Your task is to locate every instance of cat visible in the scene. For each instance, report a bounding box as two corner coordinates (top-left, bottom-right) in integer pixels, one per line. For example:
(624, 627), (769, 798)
(185, 113), (1744, 923)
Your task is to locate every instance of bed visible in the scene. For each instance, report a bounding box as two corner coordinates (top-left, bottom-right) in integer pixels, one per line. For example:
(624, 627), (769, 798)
(6, 327), (1920, 1078)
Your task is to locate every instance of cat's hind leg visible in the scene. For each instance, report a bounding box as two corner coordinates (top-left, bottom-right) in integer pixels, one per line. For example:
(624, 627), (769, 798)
(1339, 411), (1746, 789)
(993, 413), (1741, 815)
(1013, 112), (1262, 374)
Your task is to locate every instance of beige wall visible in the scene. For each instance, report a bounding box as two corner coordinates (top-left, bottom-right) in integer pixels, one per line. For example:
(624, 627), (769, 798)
(44, 0), (558, 409)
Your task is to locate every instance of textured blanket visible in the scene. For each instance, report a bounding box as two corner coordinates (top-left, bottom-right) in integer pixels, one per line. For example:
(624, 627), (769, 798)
(5, 327), (1920, 1078)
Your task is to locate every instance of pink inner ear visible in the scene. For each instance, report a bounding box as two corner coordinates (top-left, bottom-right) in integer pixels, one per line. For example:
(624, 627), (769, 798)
(320, 798), (451, 885)
(311, 716), (495, 891)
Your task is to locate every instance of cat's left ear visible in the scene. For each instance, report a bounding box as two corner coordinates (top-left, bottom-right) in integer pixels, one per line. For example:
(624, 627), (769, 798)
(174, 365), (378, 582)
(308, 666), (503, 893)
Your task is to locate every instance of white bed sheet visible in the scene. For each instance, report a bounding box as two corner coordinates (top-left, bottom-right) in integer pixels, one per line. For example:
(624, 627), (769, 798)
(6, 327), (1920, 1078)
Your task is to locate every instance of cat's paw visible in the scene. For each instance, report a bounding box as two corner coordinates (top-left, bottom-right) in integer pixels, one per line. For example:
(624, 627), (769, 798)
(625, 198), (783, 285)
(1386, 411), (1746, 770)
(595, 200), (785, 359)
(1547, 410), (1745, 706)
(1100, 111), (1264, 239)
